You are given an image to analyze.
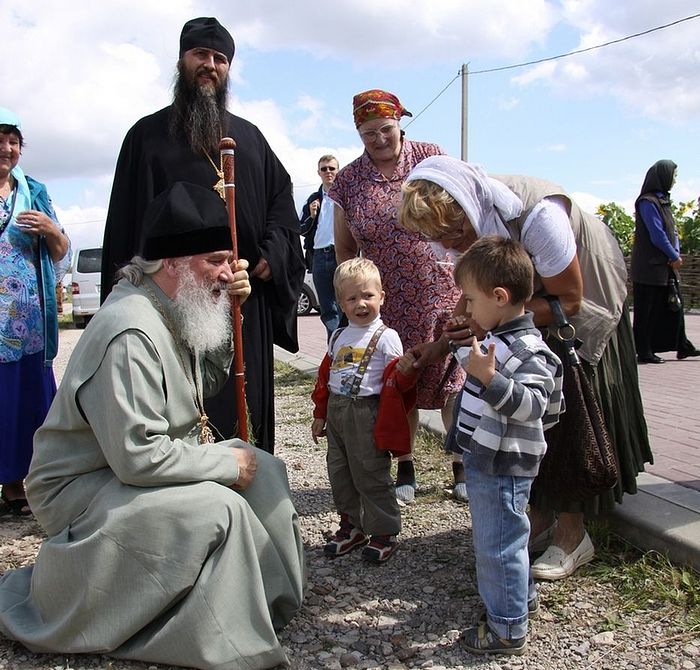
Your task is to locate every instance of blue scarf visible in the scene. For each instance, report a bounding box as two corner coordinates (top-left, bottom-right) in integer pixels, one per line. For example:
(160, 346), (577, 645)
(10, 167), (59, 365)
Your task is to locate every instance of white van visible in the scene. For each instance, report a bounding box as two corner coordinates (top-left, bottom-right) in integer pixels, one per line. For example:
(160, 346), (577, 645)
(71, 247), (102, 329)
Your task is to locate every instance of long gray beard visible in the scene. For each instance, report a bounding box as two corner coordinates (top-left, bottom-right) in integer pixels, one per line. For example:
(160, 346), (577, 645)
(172, 265), (232, 354)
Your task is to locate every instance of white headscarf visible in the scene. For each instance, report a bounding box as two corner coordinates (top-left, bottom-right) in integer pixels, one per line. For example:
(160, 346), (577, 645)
(404, 156), (523, 239)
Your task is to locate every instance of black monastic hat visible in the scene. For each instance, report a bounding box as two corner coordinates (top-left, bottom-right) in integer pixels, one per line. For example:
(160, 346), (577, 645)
(179, 17), (235, 62)
(140, 182), (232, 261)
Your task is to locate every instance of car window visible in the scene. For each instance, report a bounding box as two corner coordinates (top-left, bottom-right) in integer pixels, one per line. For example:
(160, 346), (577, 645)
(77, 248), (102, 273)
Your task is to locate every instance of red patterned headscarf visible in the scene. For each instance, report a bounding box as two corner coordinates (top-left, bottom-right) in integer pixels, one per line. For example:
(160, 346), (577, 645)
(352, 89), (412, 128)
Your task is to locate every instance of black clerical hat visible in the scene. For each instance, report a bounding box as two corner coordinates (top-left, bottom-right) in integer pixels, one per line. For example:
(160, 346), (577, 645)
(179, 17), (235, 62)
(140, 182), (232, 261)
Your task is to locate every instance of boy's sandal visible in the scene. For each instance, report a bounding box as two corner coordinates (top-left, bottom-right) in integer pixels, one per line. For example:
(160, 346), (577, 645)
(461, 623), (527, 656)
(361, 535), (398, 564)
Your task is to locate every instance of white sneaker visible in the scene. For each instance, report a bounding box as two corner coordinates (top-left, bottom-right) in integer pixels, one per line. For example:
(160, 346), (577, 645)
(452, 482), (469, 502)
(531, 532), (595, 581)
(395, 484), (415, 504)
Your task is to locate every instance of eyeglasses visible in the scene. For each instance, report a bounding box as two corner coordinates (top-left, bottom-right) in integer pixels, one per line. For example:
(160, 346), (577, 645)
(359, 123), (397, 143)
(319, 166), (337, 173)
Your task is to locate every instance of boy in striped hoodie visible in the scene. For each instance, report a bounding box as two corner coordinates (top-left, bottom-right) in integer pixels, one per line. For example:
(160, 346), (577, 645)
(451, 236), (563, 656)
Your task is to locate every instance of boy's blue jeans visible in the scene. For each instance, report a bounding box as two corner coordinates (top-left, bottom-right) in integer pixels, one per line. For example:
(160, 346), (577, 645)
(464, 454), (536, 641)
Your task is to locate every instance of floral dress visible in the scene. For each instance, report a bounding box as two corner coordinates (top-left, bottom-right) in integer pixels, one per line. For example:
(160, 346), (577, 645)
(0, 190), (45, 363)
(329, 140), (464, 409)
(0, 173), (69, 485)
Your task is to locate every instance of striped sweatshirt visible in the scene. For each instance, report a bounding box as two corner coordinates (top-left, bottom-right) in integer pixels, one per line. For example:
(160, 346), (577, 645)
(456, 312), (564, 477)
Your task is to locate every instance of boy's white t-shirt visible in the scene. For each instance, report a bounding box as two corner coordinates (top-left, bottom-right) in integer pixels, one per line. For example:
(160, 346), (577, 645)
(327, 316), (403, 397)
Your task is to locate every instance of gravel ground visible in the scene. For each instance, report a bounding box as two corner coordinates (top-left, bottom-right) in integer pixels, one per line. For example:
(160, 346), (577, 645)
(0, 332), (698, 670)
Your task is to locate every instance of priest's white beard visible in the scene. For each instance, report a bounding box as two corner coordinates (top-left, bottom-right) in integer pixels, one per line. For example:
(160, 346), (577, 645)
(172, 264), (232, 353)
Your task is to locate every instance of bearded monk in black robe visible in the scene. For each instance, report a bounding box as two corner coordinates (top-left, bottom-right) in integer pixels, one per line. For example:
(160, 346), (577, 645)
(101, 17), (304, 453)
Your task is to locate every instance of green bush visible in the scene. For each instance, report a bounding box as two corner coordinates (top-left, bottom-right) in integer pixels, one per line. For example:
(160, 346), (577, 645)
(597, 202), (635, 255)
(674, 199), (700, 254)
(598, 199), (700, 256)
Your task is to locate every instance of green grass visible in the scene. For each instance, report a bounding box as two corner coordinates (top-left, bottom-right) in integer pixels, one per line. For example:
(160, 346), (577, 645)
(586, 522), (700, 631)
(58, 313), (75, 328)
(274, 361), (315, 394)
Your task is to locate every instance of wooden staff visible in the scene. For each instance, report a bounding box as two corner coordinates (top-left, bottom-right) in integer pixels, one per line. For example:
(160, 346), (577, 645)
(219, 137), (248, 441)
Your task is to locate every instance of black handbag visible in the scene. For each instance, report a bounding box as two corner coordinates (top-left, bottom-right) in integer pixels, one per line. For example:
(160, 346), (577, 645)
(536, 297), (618, 501)
(667, 274), (682, 313)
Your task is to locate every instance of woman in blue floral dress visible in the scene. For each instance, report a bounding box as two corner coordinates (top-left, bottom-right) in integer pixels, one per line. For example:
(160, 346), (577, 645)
(0, 108), (71, 515)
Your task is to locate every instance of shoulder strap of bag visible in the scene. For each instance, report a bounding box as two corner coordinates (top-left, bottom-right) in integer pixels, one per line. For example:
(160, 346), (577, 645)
(348, 324), (387, 398)
(545, 295), (582, 367)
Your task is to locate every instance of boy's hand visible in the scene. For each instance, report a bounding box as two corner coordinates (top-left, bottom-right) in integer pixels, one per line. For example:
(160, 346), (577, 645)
(311, 418), (326, 444)
(396, 351), (417, 375)
(465, 339), (496, 386)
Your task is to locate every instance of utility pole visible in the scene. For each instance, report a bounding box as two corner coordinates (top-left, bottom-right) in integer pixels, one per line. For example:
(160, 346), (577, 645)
(461, 63), (469, 161)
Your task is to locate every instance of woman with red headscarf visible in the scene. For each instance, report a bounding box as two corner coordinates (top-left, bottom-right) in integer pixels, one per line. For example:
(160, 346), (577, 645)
(328, 90), (465, 504)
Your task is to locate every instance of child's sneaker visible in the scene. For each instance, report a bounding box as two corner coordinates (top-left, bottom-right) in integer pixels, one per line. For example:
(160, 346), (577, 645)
(323, 516), (368, 558)
(361, 535), (398, 564)
(395, 484), (415, 505)
(461, 622), (526, 656)
(452, 481), (469, 502)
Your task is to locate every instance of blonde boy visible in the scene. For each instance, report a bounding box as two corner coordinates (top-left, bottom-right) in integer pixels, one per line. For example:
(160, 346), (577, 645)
(311, 258), (405, 564)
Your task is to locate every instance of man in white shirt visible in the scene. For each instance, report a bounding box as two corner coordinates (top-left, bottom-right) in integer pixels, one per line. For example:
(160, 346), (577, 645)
(300, 155), (342, 337)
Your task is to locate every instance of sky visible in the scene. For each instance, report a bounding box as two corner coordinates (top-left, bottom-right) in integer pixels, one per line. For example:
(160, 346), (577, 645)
(4, 0), (700, 253)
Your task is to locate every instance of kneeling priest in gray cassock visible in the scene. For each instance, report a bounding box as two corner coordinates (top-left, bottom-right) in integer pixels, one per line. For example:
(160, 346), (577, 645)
(0, 181), (306, 670)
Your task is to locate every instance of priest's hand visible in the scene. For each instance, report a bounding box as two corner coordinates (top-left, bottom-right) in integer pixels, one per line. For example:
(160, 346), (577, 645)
(251, 256), (271, 281)
(231, 445), (257, 490)
(228, 259), (252, 304)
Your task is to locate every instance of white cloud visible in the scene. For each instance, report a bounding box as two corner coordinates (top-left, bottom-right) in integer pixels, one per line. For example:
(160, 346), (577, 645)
(4, 0), (698, 234)
(58, 206), (108, 253)
(539, 143), (567, 152)
(513, 1), (700, 121)
(512, 61), (557, 86)
(217, 0), (559, 63)
(571, 190), (609, 215)
(674, 178), (700, 205)
(230, 94), (362, 210)
(496, 96), (521, 111)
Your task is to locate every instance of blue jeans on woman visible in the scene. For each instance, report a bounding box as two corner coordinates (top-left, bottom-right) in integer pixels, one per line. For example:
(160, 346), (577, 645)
(464, 453), (536, 641)
(312, 246), (341, 338)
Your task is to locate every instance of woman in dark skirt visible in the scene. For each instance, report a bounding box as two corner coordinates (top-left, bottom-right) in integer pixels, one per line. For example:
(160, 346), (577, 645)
(397, 156), (652, 581)
(0, 108), (71, 516)
(631, 159), (699, 364)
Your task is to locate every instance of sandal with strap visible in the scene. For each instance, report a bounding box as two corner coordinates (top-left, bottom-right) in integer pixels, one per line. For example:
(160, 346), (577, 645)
(461, 622), (526, 656)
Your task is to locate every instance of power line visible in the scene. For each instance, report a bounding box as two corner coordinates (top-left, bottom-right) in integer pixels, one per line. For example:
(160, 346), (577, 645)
(404, 73), (461, 129)
(404, 12), (700, 127)
(62, 218), (104, 226)
(470, 12), (700, 76)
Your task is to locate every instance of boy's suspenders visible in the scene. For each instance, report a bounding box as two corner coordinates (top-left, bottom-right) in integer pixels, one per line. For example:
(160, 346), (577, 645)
(329, 325), (387, 399)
